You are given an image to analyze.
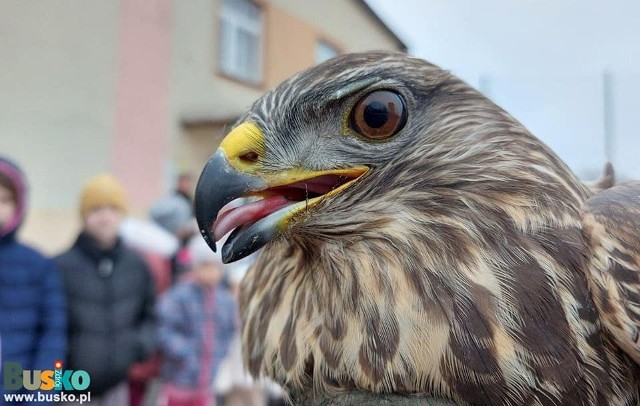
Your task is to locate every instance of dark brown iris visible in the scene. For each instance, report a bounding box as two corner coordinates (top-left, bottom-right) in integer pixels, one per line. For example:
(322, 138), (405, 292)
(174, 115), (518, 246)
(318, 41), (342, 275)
(350, 90), (407, 140)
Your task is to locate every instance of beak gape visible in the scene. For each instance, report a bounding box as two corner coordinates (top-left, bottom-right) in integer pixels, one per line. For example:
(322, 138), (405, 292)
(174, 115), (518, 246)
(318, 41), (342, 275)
(194, 150), (266, 256)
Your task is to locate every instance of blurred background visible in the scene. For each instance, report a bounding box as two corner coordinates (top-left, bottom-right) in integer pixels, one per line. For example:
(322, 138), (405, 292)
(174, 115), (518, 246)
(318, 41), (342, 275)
(1, 0), (638, 254)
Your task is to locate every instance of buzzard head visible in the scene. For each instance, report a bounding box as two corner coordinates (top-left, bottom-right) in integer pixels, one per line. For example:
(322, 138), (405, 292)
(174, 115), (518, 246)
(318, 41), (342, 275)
(193, 52), (638, 404)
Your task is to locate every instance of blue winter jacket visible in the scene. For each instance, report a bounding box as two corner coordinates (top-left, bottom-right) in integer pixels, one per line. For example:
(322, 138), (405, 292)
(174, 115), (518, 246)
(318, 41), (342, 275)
(0, 156), (67, 404)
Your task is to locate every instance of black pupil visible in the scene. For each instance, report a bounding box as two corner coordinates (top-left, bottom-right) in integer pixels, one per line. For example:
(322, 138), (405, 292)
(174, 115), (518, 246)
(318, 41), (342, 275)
(363, 100), (388, 128)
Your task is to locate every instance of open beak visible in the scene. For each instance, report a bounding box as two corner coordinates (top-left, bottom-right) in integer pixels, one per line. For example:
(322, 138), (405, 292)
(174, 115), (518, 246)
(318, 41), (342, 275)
(194, 122), (368, 263)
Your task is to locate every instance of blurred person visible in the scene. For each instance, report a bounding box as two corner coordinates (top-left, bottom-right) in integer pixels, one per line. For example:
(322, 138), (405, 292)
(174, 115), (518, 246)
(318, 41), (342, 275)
(213, 255), (285, 406)
(175, 172), (195, 209)
(157, 236), (238, 406)
(0, 156), (67, 403)
(149, 172), (198, 281)
(213, 254), (263, 406)
(120, 217), (178, 406)
(55, 174), (156, 406)
(150, 171), (196, 243)
(149, 194), (195, 245)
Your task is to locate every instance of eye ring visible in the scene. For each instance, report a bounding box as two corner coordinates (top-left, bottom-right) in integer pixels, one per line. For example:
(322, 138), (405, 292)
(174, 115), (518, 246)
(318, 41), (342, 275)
(349, 90), (407, 140)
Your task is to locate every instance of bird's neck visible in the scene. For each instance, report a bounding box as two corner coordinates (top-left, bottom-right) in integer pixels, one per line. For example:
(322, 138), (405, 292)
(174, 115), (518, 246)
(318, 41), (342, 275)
(239, 188), (621, 403)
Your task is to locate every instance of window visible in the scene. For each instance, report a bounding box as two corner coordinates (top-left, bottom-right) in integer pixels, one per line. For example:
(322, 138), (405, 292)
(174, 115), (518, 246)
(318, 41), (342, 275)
(218, 0), (263, 84)
(315, 40), (339, 64)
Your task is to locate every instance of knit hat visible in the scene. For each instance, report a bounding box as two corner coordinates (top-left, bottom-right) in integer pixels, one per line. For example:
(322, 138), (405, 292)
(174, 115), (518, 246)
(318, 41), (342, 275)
(188, 235), (223, 267)
(149, 194), (193, 234)
(79, 174), (128, 219)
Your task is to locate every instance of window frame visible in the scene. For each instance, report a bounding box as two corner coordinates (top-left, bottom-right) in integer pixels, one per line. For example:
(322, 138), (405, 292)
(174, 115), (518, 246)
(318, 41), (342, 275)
(216, 0), (265, 88)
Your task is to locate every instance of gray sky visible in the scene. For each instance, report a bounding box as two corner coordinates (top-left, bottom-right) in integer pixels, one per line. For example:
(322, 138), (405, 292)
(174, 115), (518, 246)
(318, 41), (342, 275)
(365, 0), (640, 180)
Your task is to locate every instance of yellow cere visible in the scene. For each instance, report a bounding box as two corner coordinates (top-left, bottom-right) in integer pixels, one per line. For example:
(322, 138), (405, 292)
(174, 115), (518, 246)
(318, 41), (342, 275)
(218, 120), (369, 230)
(219, 122), (368, 188)
(219, 122), (266, 174)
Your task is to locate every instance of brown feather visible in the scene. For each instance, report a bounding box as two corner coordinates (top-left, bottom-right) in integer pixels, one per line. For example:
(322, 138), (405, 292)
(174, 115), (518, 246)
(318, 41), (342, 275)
(582, 182), (640, 364)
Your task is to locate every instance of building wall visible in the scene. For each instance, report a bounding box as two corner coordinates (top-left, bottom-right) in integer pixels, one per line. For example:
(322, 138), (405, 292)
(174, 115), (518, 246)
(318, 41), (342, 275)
(262, 0), (405, 89)
(269, 0), (402, 54)
(262, 3), (318, 89)
(112, 0), (174, 212)
(2, 0), (404, 253)
(170, 0), (264, 124)
(2, 0), (174, 253)
(170, 0), (266, 174)
(174, 0), (406, 176)
(176, 123), (231, 176)
(0, 0), (120, 253)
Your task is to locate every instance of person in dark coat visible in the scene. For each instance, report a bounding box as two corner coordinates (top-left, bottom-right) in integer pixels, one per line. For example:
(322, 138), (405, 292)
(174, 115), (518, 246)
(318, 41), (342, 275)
(55, 174), (156, 406)
(0, 156), (67, 403)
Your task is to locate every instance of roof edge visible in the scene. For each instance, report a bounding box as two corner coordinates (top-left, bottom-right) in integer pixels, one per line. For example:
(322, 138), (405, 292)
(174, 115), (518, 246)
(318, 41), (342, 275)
(356, 0), (409, 52)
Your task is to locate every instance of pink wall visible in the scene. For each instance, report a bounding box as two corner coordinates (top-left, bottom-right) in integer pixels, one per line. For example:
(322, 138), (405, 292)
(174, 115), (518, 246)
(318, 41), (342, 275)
(113, 0), (173, 210)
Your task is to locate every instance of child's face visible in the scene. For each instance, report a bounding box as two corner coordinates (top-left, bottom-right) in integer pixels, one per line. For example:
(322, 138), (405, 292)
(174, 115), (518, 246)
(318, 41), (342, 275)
(0, 184), (16, 230)
(84, 205), (124, 248)
(193, 261), (222, 286)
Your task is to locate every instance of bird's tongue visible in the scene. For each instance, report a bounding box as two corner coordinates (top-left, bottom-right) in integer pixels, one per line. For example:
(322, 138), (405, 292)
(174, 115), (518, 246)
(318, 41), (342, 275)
(212, 195), (292, 241)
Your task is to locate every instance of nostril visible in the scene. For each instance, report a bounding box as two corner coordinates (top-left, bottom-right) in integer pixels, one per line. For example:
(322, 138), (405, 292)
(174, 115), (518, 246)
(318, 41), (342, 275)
(239, 151), (260, 163)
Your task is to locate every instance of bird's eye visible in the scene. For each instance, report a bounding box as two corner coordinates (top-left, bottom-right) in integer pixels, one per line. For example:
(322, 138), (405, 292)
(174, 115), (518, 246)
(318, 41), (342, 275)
(350, 90), (407, 140)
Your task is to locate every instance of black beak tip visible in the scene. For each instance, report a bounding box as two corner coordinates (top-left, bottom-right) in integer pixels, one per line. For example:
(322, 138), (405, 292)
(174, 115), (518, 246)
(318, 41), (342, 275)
(194, 149), (271, 261)
(221, 243), (234, 264)
(200, 229), (217, 253)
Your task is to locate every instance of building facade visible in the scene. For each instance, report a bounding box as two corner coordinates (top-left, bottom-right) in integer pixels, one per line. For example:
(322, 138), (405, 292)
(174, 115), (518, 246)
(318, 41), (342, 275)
(1, 0), (405, 253)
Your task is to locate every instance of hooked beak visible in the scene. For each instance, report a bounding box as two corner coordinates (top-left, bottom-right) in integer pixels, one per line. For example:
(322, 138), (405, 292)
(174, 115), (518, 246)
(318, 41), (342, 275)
(194, 122), (368, 263)
(194, 149), (267, 253)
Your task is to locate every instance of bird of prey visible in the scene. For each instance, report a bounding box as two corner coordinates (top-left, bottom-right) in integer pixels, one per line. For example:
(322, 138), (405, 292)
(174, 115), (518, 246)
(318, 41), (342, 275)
(194, 51), (640, 405)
